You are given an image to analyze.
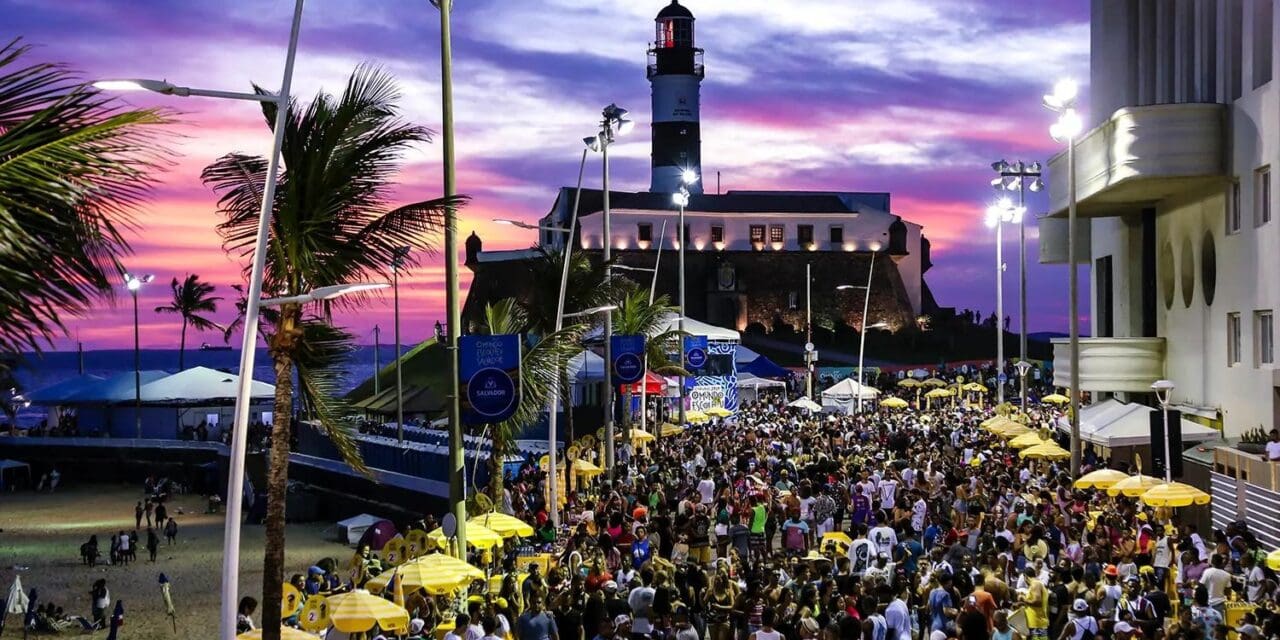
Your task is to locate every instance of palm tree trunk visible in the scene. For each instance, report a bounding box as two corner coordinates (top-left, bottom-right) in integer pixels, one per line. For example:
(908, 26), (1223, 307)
(488, 439), (503, 509)
(261, 308), (299, 640)
(179, 317), (188, 370)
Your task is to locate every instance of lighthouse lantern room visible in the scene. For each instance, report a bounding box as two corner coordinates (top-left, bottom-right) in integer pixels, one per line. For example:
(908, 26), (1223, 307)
(648, 0), (704, 195)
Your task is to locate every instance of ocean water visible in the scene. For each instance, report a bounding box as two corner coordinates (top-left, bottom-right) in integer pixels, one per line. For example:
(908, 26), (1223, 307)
(11, 345), (402, 397)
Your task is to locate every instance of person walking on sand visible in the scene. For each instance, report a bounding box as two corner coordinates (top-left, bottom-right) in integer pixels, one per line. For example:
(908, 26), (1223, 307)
(145, 499), (154, 527)
(155, 501), (167, 526)
(147, 528), (159, 562)
(116, 531), (130, 566)
(134, 501), (144, 529)
(164, 517), (178, 545)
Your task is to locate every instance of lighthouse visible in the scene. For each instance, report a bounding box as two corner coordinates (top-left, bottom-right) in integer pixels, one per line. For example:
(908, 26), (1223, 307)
(648, 0), (704, 195)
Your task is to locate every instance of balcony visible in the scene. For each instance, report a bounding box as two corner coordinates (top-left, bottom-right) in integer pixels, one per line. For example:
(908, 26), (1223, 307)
(1046, 103), (1227, 217)
(1051, 337), (1166, 392)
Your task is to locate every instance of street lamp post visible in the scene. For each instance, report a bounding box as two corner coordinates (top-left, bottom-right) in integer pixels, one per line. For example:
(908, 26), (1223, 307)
(836, 251), (881, 413)
(98, 3), (305, 635)
(1151, 379), (1176, 482)
(428, 0), (467, 559)
(1044, 78), (1084, 476)
(392, 247), (410, 443)
(984, 199), (1026, 406)
(673, 170), (698, 426)
(589, 104), (633, 482)
(124, 273), (154, 438)
(991, 160), (1042, 410)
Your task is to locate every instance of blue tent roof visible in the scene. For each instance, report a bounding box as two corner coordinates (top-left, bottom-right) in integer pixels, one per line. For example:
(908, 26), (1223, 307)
(26, 375), (105, 404)
(740, 355), (791, 379)
(59, 371), (169, 404)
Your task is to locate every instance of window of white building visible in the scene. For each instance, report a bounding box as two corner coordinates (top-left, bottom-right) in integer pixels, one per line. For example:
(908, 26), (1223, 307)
(1257, 167), (1271, 226)
(1228, 181), (1242, 234)
(1228, 312), (1243, 366)
(1257, 310), (1275, 366)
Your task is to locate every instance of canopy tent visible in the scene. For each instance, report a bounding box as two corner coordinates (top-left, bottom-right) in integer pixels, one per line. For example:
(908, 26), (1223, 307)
(0, 459), (31, 491)
(351, 385), (443, 415)
(736, 374), (786, 403)
(735, 346), (791, 379)
(136, 367), (274, 405)
(624, 371), (670, 396)
(337, 513), (383, 546)
(566, 351), (607, 383)
(344, 341), (450, 415)
(1053, 400), (1220, 448)
(52, 371), (169, 405)
(25, 375), (104, 405)
(650, 313), (740, 341)
(820, 379), (879, 414)
(787, 397), (823, 412)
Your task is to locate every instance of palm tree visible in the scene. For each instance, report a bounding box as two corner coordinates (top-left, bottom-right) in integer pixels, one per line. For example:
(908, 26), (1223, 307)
(201, 65), (461, 638)
(610, 287), (688, 429)
(154, 274), (222, 369)
(0, 39), (170, 354)
(474, 298), (585, 506)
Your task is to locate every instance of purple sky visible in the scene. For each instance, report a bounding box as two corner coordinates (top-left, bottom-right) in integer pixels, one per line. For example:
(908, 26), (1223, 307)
(5, 0), (1091, 349)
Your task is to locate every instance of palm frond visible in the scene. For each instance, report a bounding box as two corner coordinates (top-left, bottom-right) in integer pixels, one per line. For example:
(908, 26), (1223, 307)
(0, 38), (172, 353)
(292, 319), (368, 476)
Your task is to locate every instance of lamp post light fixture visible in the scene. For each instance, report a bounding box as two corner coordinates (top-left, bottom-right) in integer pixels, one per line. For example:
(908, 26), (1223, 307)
(983, 198), (1025, 406)
(1151, 379), (1176, 482)
(124, 272), (154, 438)
(673, 169), (698, 427)
(1043, 77), (1084, 476)
(99, 3), (306, 635)
(990, 159), (1042, 412)
(590, 103), (632, 482)
(391, 246), (411, 444)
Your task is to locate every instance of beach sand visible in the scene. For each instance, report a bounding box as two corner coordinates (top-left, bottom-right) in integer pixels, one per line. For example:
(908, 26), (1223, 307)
(0, 485), (352, 639)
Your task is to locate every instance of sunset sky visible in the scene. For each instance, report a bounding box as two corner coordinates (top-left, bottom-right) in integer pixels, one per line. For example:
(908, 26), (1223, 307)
(7, 0), (1090, 350)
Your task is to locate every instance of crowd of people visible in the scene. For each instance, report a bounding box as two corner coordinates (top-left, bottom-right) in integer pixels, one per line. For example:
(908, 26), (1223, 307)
(245, 382), (1280, 640)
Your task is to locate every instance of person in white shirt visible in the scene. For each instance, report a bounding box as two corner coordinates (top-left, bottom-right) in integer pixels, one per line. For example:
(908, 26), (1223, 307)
(697, 475), (716, 505)
(884, 585), (912, 640)
(870, 515), (898, 557)
(1243, 553), (1267, 603)
(879, 477), (899, 511)
(911, 494), (928, 533)
(1267, 430), (1280, 461)
(1199, 553), (1232, 608)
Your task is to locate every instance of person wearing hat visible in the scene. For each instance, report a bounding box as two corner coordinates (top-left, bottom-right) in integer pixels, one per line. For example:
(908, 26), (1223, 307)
(407, 618), (428, 640)
(611, 615), (631, 640)
(1111, 621), (1136, 640)
(1096, 565), (1121, 619)
(1054, 600), (1098, 640)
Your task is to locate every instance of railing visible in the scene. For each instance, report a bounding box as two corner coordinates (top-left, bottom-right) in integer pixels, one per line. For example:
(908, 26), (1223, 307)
(1214, 445), (1280, 492)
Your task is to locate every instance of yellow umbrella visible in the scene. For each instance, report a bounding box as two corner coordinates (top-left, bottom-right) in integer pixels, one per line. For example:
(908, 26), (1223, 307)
(705, 407), (732, 417)
(1266, 549), (1280, 571)
(325, 589), (410, 633)
(922, 377), (948, 387)
(879, 397), (909, 409)
(821, 531), (853, 551)
(1007, 432), (1046, 449)
(1073, 468), (1131, 490)
(469, 512), (534, 538)
(994, 422), (1032, 438)
(684, 410), (709, 423)
(1106, 473), (1164, 497)
(367, 554), (485, 595)
(659, 422), (685, 437)
(1041, 393), (1070, 405)
(625, 428), (656, 442)
(238, 627), (318, 640)
(924, 388), (953, 399)
(1019, 442), (1071, 460)
(963, 382), (988, 393)
(1140, 482), (1211, 507)
(981, 416), (1008, 430)
(428, 523), (503, 550)
(897, 378), (921, 388)
(572, 458), (604, 477)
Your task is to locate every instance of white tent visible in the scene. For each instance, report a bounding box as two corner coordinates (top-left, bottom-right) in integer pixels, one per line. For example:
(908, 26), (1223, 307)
(137, 366), (274, 405)
(736, 373), (787, 403)
(336, 513), (382, 545)
(820, 379), (879, 414)
(787, 397), (823, 412)
(1054, 400), (1221, 448)
(651, 313), (740, 341)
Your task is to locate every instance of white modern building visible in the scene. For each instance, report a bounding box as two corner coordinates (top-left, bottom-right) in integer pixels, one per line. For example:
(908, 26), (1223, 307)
(1041, 0), (1278, 436)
